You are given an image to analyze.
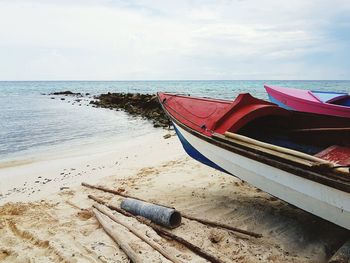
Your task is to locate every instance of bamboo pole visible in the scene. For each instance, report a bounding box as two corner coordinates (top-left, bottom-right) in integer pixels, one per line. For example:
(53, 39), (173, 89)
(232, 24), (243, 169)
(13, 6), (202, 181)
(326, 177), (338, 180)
(215, 133), (315, 167)
(92, 208), (144, 263)
(82, 182), (262, 238)
(89, 195), (224, 263)
(222, 132), (349, 174)
(223, 131), (330, 164)
(93, 203), (183, 263)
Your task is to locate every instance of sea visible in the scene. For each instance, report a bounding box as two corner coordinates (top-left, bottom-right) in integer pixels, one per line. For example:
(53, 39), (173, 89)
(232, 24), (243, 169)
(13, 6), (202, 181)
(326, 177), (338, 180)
(0, 80), (349, 163)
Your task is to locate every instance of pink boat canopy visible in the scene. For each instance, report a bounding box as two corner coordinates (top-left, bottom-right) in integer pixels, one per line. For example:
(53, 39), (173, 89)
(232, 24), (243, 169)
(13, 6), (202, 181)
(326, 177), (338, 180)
(265, 85), (350, 118)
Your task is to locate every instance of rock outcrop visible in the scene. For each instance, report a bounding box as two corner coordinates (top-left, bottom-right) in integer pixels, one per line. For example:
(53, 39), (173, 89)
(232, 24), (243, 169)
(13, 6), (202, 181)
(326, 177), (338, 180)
(90, 93), (171, 128)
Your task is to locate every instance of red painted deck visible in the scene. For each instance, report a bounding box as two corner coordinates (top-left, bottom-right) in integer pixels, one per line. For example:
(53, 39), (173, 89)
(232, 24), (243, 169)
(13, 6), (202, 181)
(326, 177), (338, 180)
(158, 93), (290, 136)
(315, 146), (350, 166)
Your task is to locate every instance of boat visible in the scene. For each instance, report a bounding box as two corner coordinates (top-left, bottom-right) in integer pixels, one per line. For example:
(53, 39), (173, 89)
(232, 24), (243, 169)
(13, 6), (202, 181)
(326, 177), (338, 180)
(157, 92), (350, 230)
(265, 85), (350, 118)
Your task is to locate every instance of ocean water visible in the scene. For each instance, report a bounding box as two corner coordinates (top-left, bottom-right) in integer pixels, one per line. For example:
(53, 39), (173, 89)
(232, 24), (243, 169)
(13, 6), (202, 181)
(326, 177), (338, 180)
(0, 80), (349, 162)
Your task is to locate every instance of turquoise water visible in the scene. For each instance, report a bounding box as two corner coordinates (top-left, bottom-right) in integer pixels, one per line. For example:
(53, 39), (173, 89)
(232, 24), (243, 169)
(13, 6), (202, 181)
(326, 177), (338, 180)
(0, 80), (349, 160)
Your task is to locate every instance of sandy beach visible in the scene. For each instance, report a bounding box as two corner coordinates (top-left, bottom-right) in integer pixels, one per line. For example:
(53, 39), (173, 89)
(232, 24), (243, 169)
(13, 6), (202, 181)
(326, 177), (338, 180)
(0, 126), (347, 263)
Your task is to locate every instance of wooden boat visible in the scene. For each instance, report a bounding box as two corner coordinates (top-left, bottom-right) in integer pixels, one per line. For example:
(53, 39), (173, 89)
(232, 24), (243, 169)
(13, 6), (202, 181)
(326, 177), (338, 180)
(265, 85), (350, 118)
(157, 92), (350, 230)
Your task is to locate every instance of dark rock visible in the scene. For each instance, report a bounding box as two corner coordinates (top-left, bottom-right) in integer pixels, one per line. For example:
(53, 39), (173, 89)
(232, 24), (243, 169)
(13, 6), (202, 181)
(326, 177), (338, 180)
(49, 91), (82, 96)
(163, 134), (171, 139)
(91, 92), (171, 129)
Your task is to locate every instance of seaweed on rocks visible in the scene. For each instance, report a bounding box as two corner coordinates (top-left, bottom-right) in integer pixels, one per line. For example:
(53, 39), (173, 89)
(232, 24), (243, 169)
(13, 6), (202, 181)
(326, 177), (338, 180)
(90, 93), (171, 128)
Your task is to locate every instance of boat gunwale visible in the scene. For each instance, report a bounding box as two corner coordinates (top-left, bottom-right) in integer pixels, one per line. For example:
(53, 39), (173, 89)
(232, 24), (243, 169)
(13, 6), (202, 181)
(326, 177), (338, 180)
(158, 93), (350, 193)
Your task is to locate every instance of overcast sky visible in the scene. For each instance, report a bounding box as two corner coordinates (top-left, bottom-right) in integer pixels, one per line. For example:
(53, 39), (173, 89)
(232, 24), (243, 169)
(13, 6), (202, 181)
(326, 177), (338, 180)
(0, 0), (349, 80)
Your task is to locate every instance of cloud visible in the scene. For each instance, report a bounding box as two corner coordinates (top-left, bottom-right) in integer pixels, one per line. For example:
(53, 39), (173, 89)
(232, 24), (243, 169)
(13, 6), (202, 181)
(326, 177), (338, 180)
(0, 0), (349, 80)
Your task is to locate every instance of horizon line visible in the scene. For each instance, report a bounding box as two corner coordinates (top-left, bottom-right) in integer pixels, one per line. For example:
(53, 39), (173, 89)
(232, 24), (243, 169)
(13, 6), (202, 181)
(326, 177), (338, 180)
(0, 79), (349, 82)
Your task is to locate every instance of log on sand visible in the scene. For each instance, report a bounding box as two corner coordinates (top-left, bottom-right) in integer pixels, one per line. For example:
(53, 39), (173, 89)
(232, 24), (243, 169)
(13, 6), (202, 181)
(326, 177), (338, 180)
(93, 203), (182, 263)
(182, 213), (262, 238)
(82, 182), (262, 238)
(89, 195), (224, 263)
(92, 208), (144, 263)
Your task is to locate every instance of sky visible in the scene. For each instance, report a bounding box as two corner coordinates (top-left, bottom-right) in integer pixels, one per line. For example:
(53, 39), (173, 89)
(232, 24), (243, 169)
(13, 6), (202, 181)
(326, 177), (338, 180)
(0, 0), (349, 80)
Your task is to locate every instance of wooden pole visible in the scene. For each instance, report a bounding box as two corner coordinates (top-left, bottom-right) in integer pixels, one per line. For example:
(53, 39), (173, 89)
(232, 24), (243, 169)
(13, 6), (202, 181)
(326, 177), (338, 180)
(223, 131), (330, 164)
(182, 213), (262, 238)
(89, 195), (224, 263)
(93, 203), (183, 263)
(221, 132), (348, 175)
(82, 182), (262, 238)
(92, 208), (144, 263)
(82, 182), (146, 202)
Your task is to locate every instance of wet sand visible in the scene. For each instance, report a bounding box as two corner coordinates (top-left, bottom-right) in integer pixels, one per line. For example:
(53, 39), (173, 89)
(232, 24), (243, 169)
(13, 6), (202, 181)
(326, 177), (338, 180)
(0, 130), (348, 262)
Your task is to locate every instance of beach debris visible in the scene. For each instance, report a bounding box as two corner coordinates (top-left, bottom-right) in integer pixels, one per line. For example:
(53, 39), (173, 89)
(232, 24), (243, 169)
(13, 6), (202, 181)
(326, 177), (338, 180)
(93, 208), (144, 263)
(82, 182), (144, 201)
(93, 203), (183, 263)
(182, 212), (262, 238)
(82, 182), (262, 238)
(77, 209), (93, 220)
(89, 195), (224, 263)
(163, 134), (171, 139)
(328, 239), (350, 263)
(121, 197), (181, 229)
(209, 229), (225, 243)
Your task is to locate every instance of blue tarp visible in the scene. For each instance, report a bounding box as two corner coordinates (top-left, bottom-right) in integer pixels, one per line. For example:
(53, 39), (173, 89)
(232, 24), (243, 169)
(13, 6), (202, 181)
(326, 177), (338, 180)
(311, 90), (348, 103)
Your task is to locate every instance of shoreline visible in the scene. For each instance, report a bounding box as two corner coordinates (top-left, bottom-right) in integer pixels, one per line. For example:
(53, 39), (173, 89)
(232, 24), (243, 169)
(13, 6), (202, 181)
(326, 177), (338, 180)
(0, 91), (172, 204)
(0, 128), (180, 205)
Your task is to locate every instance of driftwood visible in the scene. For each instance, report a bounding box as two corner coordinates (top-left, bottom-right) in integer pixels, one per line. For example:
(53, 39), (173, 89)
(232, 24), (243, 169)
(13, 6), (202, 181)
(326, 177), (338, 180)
(182, 213), (262, 238)
(82, 182), (262, 238)
(328, 239), (350, 263)
(82, 182), (145, 201)
(92, 208), (144, 263)
(89, 195), (224, 263)
(94, 204), (183, 263)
